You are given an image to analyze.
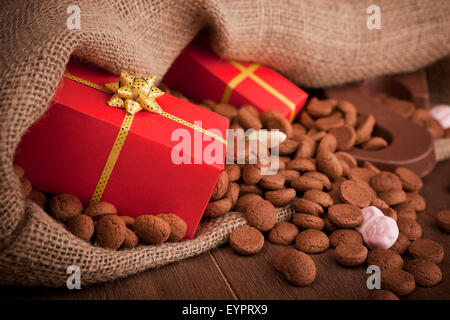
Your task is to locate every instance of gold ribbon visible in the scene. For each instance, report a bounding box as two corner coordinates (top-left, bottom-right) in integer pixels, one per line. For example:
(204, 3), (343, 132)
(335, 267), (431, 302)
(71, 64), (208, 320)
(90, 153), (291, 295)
(63, 72), (226, 205)
(220, 61), (297, 122)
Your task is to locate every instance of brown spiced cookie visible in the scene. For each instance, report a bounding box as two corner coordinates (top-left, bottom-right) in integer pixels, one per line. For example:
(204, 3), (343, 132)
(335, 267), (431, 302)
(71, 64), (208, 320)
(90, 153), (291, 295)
(363, 161), (380, 174)
(119, 216), (135, 228)
(397, 217), (422, 240)
(389, 232), (410, 255)
(213, 103), (238, 120)
(266, 116), (293, 138)
(27, 188), (47, 208)
(237, 107), (263, 130)
(306, 97), (336, 117)
(355, 114), (375, 145)
(403, 192), (426, 211)
(67, 214), (94, 242)
(361, 137), (388, 150)
(339, 180), (372, 208)
(258, 173), (285, 190)
(367, 248), (404, 271)
(295, 136), (316, 159)
(83, 201), (118, 220)
(278, 139), (299, 156)
(303, 189), (333, 207)
(327, 204), (363, 228)
(370, 171), (403, 193)
(95, 215), (127, 249)
(224, 164), (241, 182)
(367, 290), (399, 300)
(49, 193), (83, 222)
(210, 171), (229, 200)
(235, 193), (263, 212)
(287, 159), (316, 172)
(292, 213), (325, 230)
(378, 189), (407, 206)
(396, 207), (416, 220)
(295, 229), (329, 253)
(394, 167), (423, 192)
(224, 182), (240, 208)
(245, 199), (277, 231)
(272, 248), (298, 273)
(408, 239), (444, 264)
(315, 114), (345, 131)
(204, 198), (233, 217)
(242, 165), (262, 185)
(316, 133), (337, 154)
(334, 243), (368, 267)
(122, 228), (139, 248)
(157, 213), (187, 242)
(278, 169), (300, 184)
(299, 110), (316, 129)
(381, 269), (415, 296)
(20, 177), (32, 198)
(404, 259), (442, 287)
(329, 125), (356, 151)
(371, 197), (389, 209)
(239, 184), (264, 196)
(281, 249), (317, 286)
(437, 210), (450, 233)
(329, 229), (363, 248)
(303, 171), (331, 190)
(294, 199), (324, 216)
(348, 167), (376, 185)
(291, 176), (323, 192)
(265, 188), (296, 207)
(381, 207), (398, 222)
(133, 215), (171, 245)
(316, 151), (343, 179)
(268, 222), (299, 245)
(229, 226), (264, 255)
(13, 163), (25, 178)
(335, 151), (357, 169)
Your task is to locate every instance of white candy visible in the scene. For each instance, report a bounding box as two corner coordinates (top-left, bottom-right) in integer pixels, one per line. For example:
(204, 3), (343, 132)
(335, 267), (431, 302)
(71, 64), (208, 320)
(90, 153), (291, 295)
(355, 206), (399, 249)
(429, 104), (450, 129)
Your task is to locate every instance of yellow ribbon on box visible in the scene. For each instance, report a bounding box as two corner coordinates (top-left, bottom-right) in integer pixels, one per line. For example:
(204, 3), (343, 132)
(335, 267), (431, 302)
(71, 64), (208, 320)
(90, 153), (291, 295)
(63, 71), (226, 205)
(220, 61), (297, 122)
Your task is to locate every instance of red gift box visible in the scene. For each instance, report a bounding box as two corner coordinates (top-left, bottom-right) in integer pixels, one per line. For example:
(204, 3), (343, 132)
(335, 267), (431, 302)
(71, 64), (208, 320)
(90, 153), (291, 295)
(15, 59), (229, 239)
(163, 42), (308, 122)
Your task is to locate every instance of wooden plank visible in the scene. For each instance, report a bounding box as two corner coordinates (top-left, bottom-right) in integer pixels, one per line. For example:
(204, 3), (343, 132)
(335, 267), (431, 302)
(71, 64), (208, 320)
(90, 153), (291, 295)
(0, 252), (236, 300)
(211, 160), (450, 300)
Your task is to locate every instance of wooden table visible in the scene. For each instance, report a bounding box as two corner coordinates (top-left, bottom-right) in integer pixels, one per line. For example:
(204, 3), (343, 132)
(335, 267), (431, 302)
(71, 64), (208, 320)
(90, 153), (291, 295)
(1, 160), (449, 300)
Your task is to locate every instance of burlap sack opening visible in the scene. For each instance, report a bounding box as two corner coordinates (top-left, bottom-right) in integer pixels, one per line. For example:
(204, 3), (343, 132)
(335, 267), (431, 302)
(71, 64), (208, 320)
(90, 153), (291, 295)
(0, 0), (449, 287)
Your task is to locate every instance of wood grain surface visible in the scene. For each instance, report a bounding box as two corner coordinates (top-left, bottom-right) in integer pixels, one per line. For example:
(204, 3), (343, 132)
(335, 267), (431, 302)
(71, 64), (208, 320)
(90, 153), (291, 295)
(1, 160), (449, 300)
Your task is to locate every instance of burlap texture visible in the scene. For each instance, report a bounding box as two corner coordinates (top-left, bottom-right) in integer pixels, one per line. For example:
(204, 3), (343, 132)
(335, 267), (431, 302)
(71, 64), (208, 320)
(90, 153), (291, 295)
(0, 0), (449, 287)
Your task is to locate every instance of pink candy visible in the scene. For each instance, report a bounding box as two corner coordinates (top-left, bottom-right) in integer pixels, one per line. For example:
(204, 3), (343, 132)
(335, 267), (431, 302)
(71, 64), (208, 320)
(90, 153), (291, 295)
(355, 206), (399, 249)
(430, 104), (450, 129)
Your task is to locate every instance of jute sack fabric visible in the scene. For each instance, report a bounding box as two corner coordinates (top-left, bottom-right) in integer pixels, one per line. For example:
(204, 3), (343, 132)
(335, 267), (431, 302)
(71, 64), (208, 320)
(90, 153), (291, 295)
(0, 0), (449, 287)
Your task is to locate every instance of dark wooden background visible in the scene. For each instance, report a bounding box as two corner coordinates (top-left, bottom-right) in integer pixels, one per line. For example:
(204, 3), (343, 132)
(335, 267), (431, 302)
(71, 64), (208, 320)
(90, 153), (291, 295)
(1, 160), (449, 300)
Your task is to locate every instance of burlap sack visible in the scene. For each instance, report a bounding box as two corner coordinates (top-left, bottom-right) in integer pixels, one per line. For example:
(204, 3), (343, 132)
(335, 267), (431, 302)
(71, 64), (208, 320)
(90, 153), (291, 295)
(1, 0), (449, 287)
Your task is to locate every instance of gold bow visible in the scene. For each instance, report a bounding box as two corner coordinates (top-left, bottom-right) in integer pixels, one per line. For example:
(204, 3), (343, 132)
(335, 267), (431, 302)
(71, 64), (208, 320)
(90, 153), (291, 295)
(106, 71), (165, 115)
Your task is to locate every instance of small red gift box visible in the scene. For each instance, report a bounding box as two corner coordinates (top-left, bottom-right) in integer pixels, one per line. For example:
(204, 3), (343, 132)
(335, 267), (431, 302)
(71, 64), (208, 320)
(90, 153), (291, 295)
(163, 42), (308, 122)
(15, 59), (229, 239)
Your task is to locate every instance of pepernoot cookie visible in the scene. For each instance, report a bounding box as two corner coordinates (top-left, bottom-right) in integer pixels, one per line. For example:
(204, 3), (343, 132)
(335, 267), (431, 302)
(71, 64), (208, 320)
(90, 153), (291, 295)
(293, 213), (325, 230)
(303, 189), (333, 207)
(294, 199), (324, 216)
(329, 125), (356, 151)
(291, 176), (323, 192)
(235, 193), (263, 212)
(119, 216), (135, 228)
(370, 171), (403, 193)
(389, 233), (410, 255)
(157, 213), (187, 242)
(397, 217), (422, 240)
(133, 215), (171, 245)
(334, 243), (368, 267)
(229, 225), (264, 255)
(49, 193), (83, 222)
(268, 221), (299, 245)
(408, 239), (444, 264)
(404, 259), (442, 287)
(329, 229), (363, 248)
(437, 210), (450, 233)
(339, 180), (372, 208)
(28, 188), (47, 208)
(378, 189), (407, 206)
(210, 171), (229, 201)
(95, 215), (127, 249)
(272, 249), (298, 273)
(316, 151), (343, 179)
(242, 165), (262, 185)
(265, 188), (296, 207)
(367, 290), (399, 300)
(83, 201), (117, 220)
(245, 199), (277, 231)
(381, 269), (415, 296)
(122, 228), (139, 248)
(204, 198), (233, 217)
(67, 214), (94, 242)
(303, 171), (331, 190)
(259, 173), (285, 190)
(224, 164), (241, 182)
(281, 249), (317, 286)
(367, 248), (404, 271)
(394, 167), (423, 192)
(327, 204), (363, 228)
(13, 163), (25, 178)
(295, 229), (329, 253)
(20, 177), (32, 198)
(225, 182), (240, 208)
